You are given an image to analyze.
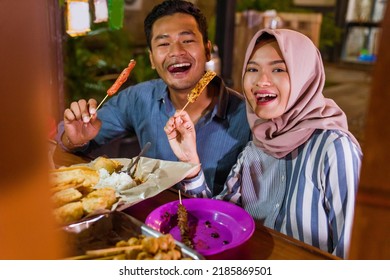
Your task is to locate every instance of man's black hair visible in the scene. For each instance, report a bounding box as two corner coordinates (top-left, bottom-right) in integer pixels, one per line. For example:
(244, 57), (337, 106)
(144, 0), (209, 50)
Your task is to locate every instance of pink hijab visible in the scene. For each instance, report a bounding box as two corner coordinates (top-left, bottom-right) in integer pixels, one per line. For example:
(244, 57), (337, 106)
(242, 28), (360, 158)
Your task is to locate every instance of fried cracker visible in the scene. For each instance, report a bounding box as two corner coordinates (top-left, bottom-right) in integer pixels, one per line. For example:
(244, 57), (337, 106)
(53, 201), (84, 225)
(82, 187), (117, 214)
(92, 157), (123, 174)
(50, 166), (99, 192)
(51, 187), (83, 207)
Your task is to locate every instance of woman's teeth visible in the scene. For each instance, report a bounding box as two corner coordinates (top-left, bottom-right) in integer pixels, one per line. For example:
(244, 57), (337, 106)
(256, 93), (276, 102)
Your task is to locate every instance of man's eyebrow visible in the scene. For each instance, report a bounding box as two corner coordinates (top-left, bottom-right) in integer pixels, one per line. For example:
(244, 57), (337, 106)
(154, 34), (169, 41)
(179, 30), (196, 36)
(153, 30), (196, 41)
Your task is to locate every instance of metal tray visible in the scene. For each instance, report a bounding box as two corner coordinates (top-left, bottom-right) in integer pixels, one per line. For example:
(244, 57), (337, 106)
(62, 211), (204, 260)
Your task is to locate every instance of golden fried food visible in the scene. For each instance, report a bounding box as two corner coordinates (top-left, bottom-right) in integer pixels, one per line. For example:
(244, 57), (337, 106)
(92, 157), (123, 174)
(51, 187), (82, 208)
(158, 234), (176, 251)
(81, 187), (117, 214)
(49, 159), (144, 225)
(81, 197), (107, 214)
(142, 237), (160, 254)
(94, 187), (117, 204)
(50, 166), (99, 192)
(53, 201), (84, 224)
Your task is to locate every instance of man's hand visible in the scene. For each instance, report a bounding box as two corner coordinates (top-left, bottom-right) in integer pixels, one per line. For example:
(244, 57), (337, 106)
(62, 98), (102, 149)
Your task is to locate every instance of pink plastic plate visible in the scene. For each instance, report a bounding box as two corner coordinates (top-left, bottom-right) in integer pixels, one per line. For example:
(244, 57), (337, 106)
(145, 198), (255, 256)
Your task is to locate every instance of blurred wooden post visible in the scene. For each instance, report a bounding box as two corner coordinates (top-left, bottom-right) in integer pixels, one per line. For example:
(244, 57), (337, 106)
(0, 0), (65, 259)
(215, 0), (236, 87)
(232, 11), (264, 91)
(348, 4), (390, 259)
(278, 12), (322, 47)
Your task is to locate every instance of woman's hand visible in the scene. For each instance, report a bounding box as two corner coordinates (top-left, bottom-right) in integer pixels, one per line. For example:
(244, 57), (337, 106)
(164, 111), (201, 177)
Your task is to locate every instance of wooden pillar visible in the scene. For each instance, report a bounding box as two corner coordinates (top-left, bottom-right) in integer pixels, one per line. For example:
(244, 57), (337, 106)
(215, 0), (236, 87)
(348, 3), (390, 260)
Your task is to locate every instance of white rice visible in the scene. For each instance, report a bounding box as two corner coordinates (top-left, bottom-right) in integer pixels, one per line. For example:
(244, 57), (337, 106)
(94, 168), (137, 191)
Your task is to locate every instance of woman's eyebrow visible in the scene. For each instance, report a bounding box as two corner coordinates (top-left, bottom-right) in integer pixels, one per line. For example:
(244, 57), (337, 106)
(270, 60), (285, 65)
(247, 59), (285, 66)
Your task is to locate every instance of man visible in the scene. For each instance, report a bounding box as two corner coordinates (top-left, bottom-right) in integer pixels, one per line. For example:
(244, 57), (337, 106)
(56, 0), (250, 195)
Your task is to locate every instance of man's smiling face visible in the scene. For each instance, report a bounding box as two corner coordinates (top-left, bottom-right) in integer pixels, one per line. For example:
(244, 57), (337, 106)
(148, 13), (211, 94)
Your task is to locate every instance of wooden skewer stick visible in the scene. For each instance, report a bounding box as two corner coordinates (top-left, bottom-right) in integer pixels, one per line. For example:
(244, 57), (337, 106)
(65, 253), (126, 260)
(85, 244), (142, 257)
(179, 100), (191, 114)
(95, 95), (109, 111)
(179, 189), (182, 205)
(65, 254), (94, 260)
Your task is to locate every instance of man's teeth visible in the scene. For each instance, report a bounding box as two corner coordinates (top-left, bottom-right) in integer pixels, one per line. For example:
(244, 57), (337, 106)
(171, 63), (191, 68)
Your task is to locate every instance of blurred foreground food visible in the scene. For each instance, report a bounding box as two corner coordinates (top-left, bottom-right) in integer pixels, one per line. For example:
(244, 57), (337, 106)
(67, 234), (191, 260)
(49, 157), (135, 225)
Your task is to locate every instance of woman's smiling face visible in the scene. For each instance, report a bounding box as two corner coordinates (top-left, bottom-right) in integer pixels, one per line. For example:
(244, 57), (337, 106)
(243, 39), (291, 120)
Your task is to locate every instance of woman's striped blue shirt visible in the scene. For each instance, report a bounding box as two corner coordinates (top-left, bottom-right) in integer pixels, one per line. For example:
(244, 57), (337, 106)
(178, 129), (362, 258)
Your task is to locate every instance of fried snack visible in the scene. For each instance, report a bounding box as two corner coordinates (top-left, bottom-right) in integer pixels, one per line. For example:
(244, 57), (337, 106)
(156, 234), (176, 251)
(92, 157), (123, 174)
(91, 187), (117, 206)
(53, 201), (84, 225)
(50, 159), (146, 225)
(51, 187), (83, 208)
(50, 166), (99, 192)
(187, 70), (216, 103)
(177, 203), (193, 248)
(81, 197), (106, 214)
(81, 187), (117, 214)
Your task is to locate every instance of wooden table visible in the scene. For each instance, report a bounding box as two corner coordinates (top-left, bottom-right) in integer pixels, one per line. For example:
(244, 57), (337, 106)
(53, 147), (339, 260)
(123, 189), (338, 260)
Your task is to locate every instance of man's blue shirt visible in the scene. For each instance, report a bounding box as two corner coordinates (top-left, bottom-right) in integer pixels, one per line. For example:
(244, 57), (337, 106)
(58, 76), (251, 195)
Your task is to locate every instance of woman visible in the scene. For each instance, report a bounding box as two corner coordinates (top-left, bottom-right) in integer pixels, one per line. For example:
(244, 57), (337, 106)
(164, 28), (362, 258)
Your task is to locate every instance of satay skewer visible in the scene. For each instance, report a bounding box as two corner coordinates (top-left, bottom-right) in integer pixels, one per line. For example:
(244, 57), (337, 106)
(96, 59), (137, 111)
(177, 190), (193, 248)
(179, 70), (216, 114)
